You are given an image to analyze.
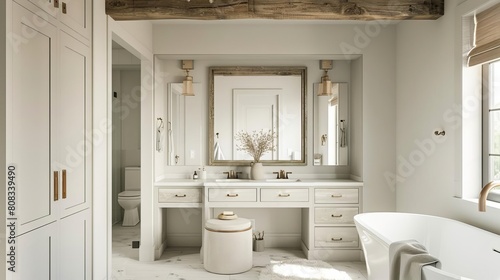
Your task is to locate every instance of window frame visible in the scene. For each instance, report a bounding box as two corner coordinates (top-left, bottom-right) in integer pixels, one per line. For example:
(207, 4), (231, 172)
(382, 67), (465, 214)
(482, 60), (500, 202)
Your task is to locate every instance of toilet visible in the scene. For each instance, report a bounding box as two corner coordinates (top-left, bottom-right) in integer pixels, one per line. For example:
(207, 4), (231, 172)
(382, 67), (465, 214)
(118, 167), (141, 226)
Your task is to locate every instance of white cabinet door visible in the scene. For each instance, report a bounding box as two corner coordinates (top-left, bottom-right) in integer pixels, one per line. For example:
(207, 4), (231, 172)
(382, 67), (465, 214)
(59, 0), (91, 39)
(15, 0), (59, 20)
(59, 209), (91, 280)
(56, 30), (91, 218)
(14, 0), (91, 40)
(11, 3), (58, 235)
(10, 3), (92, 279)
(16, 222), (57, 280)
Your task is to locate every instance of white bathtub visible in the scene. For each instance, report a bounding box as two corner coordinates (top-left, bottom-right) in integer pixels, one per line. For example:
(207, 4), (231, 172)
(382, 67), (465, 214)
(354, 212), (500, 280)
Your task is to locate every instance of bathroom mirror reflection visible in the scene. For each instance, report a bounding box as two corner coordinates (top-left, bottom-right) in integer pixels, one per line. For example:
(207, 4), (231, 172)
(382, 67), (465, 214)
(165, 82), (202, 166)
(313, 83), (349, 166)
(208, 66), (306, 166)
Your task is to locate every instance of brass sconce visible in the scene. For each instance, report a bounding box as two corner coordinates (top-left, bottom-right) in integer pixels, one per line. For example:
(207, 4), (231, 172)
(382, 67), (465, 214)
(181, 60), (195, 96)
(318, 60), (333, 96)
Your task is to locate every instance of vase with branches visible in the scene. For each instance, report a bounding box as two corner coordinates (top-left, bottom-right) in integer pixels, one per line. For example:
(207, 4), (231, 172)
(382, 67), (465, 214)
(235, 129), (276, 179)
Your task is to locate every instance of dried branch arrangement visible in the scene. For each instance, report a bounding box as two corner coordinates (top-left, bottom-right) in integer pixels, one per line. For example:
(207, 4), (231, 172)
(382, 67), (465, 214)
(235, 130), (276, 163)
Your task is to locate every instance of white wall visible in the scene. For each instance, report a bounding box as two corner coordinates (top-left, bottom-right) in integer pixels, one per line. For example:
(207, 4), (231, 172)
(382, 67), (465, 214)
(111, 68), (141, 224)
(111, 70), (122, 224)
(396, 0), (500, 234)
(119, 70), (141, 167)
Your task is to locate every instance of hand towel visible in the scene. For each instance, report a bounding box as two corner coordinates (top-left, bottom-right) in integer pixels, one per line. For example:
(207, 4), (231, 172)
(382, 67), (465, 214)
(389, 240), (440, 280)
(214, 141), (225, 160)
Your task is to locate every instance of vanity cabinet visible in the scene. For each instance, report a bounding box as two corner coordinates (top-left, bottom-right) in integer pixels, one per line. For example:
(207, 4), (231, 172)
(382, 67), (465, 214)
(314, 207), (358, 224)
(261, 188), (309, 202)
(314, 188), (359, 204)
(159, 188), (202, 203)
(154, 180), (362, 261)
(208, 188), (257, 202)
(311, 187), (361, 260)
(154, 186), (203, 258)
(9, 2), (92, 279)
(314, 227), (359, 248)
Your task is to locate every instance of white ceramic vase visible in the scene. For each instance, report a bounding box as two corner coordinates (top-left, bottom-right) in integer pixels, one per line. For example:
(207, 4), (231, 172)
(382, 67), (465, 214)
(251, 162), (265, 180)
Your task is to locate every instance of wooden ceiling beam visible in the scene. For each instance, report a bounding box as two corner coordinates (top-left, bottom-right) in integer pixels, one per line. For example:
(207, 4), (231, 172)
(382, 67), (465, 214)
(106, 0), (444, 21)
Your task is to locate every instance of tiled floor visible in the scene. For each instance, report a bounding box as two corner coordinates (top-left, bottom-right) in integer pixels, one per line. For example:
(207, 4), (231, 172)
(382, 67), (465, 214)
(112, 224), (368, 280)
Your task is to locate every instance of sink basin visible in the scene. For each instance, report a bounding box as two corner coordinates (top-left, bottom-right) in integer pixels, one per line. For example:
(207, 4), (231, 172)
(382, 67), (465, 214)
(214, 179), (250, 182)
(265, 179), (300, 182)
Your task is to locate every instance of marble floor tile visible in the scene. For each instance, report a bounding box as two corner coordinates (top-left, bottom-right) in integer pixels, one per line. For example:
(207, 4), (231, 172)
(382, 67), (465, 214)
(112, 223), (368, 280)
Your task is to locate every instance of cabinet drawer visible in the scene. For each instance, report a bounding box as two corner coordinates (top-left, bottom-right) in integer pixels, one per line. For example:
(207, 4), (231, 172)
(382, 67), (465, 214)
(260, 188), (309, 202)
(208, 188), (257, 202)
(315, 207), (358, 224)
(315, 188), (358, 204)
(314, 227), (359, 248)
(158, 188), (201, 203)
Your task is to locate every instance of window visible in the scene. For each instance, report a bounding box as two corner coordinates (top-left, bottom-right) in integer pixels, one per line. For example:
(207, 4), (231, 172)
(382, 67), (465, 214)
(483, 60), (500, 201)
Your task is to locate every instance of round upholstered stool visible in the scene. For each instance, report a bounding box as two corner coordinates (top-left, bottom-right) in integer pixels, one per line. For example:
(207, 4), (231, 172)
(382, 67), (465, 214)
(203, 217), (253, 274)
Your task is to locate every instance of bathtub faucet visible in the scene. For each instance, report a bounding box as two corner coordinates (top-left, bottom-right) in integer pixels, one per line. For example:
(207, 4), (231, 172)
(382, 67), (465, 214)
(479, 180), (500, 211)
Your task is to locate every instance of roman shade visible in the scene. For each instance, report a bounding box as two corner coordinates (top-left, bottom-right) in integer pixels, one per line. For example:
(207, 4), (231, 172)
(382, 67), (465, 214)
(468, 2), (500, 66)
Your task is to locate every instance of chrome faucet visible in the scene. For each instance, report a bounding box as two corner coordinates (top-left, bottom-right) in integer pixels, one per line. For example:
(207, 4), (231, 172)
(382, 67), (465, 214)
(479, 181), (500, 211)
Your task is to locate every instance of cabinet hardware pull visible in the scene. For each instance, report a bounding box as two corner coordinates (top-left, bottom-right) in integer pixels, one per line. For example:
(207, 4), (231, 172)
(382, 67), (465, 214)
(175, 194), (187, 197)
(226, 193), (239, 197)
(278, 193), (291, 197)
(331, 237), (343, 241)
(62, 169), (67, 199)
(62, 2), (67, 14)
(331, 214), (343, 218)
(54, 171), (59, 201)
(54, 0), (59, 8)
(331, 194), (343, 198)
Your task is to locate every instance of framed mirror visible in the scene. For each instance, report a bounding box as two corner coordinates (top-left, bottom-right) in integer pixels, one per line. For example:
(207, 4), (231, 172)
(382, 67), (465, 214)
(209, 66), (306, 166)
(313, 82), (348, 166)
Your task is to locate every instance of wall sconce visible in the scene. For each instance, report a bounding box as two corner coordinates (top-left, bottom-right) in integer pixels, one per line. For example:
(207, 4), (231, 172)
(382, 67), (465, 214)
(317, 60), (333, 96)
(181, 60), (195, 96)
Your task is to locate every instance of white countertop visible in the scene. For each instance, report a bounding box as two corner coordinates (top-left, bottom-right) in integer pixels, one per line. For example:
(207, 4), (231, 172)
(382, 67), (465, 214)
(154, 178), (363, 188)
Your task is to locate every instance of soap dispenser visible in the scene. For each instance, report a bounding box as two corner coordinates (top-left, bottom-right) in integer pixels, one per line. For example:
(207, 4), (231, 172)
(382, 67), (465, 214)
(193, 171), (198, 180)
(200, 167), (207, 180)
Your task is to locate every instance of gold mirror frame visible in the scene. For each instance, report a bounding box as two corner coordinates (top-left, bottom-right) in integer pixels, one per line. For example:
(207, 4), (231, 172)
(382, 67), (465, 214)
(208, 66), (307, 166)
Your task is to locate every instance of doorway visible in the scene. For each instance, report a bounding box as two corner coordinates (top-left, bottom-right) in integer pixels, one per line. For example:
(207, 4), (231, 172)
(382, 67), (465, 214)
(111, 40), (141, 263)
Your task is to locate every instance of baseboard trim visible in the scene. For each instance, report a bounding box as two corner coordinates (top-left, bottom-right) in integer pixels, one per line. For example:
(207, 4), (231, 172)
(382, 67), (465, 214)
(256, 233), (301, 248)
(163, 233), (301, 248)
(166, 233), (202, 247)
(155, 241), (166, 259)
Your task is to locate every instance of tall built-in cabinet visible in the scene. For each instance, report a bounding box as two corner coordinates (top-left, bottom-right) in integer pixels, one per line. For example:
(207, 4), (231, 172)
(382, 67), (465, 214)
(9, 0), (92, 278)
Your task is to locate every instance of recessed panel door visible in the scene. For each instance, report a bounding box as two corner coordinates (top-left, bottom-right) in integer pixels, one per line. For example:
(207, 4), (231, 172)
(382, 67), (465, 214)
(56, 31), (91, 217)
(12, 3), (58, 234)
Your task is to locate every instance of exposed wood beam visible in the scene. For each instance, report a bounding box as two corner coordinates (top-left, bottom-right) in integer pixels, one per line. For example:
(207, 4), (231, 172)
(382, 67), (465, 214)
(106, 0), (444, 21)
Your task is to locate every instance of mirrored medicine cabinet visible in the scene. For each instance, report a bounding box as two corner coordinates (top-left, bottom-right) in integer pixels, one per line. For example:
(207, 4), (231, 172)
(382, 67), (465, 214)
(313, 82), (349, 166)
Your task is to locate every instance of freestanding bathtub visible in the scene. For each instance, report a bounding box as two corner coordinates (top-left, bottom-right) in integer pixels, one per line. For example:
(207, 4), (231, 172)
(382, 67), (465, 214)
(354, 212), (500, 280)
